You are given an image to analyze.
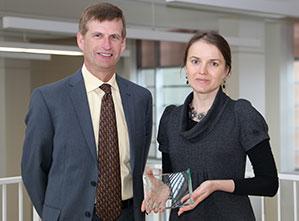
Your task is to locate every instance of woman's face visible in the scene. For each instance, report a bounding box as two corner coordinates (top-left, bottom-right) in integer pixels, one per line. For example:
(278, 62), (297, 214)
(185, 40), (229, 95)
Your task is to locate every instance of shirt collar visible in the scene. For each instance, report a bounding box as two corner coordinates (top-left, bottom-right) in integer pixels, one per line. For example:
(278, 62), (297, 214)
(81, 64), (118, 93)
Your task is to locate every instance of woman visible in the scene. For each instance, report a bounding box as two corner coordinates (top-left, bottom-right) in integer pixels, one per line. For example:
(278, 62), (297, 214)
(143, 32), (278, 220)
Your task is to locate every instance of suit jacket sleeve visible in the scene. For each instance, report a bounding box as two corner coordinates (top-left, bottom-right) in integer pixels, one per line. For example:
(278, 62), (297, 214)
(21, 88), (54, 216)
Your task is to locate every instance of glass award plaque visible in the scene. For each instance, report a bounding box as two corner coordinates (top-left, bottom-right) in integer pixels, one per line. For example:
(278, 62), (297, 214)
(143, 168), (194, 209)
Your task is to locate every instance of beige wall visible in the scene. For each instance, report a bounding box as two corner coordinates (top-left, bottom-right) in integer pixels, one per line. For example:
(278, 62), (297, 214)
(5, 59), (31, 177)
(0, 59), (6, 177)
(31, 55), (83, 89)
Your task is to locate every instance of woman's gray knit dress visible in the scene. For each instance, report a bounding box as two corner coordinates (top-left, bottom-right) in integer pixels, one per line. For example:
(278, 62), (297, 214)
(158, 88), (275, 221)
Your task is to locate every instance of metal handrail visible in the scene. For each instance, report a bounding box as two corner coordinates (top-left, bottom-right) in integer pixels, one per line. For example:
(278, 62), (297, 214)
(0, 176), (23, 221)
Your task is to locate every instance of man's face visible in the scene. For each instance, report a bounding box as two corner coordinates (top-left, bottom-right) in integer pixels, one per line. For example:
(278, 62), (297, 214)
(77, 19), (126, 77)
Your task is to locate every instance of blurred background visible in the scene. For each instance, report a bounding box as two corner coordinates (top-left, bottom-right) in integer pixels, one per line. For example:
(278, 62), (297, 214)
(0, 0), (299, 220)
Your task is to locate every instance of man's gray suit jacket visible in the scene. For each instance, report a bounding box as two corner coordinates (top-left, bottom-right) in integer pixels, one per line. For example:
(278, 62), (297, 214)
(21, 70), (153, 221)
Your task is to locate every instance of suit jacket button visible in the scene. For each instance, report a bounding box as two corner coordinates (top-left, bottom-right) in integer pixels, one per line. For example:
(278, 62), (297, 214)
(90, 181), (97, 186)
(85, 211), (91, 217)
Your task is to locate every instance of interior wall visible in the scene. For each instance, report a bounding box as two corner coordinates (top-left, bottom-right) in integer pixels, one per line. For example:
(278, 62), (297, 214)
(0, 58), (6, 178)
(31, 55), (83, 89)
(5, 59), (31, 176)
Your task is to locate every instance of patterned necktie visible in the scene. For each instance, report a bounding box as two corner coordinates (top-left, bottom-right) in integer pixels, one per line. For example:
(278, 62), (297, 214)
(96, 84), (122, 221)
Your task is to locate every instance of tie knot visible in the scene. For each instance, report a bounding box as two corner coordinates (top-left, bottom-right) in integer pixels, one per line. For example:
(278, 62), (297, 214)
(100, 83), (111, 94)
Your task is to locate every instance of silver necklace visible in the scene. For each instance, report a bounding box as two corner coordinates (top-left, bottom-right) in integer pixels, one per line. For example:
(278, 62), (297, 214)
(189, 105), (206, 122)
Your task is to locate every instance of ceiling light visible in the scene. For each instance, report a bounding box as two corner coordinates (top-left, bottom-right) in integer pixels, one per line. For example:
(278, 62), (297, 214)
(0, 41), (82, 56)
(0, 52), (51, 60)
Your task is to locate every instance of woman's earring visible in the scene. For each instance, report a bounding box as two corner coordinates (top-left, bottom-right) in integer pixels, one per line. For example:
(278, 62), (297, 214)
(222, 79), (226, 90)
(185, 76), (189, 85)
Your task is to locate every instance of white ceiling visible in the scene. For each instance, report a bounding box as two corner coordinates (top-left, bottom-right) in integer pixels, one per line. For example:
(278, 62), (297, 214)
(166, 0), (299, 18)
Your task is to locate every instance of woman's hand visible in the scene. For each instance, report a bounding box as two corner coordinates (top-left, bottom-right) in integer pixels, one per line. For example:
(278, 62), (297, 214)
(178, 179), (235, 216)
(141, 168), (170, 214)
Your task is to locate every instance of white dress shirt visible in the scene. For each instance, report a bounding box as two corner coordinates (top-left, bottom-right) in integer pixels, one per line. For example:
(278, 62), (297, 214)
(82, 65), (133, 200)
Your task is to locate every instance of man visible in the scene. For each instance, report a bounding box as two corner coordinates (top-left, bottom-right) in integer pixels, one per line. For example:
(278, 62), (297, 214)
(21, 2), (152, 221)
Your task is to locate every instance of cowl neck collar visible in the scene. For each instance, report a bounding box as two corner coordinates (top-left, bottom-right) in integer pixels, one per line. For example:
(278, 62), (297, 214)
(179, 87), (230, 141)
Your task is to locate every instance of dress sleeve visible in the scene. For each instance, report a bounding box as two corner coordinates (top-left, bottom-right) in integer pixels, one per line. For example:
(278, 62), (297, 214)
(233, 139), (279, 196)
(157, 105), (176, 153)
(235, 99), (269, 152)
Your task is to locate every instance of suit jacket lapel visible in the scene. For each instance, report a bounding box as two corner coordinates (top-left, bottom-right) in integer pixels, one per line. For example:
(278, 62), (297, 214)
(68, 70), (97, 162)
(117, 75), (136, 170)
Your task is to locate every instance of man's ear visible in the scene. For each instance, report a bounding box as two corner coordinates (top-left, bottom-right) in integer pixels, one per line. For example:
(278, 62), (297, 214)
(77, 32), (84, 51)
(120, 37), (126, 54)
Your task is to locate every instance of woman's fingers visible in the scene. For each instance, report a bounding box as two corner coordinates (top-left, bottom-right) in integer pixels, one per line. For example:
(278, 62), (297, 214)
(180, 193), (190, 203)
(178, 190), (209, 216)
(178, 200), (198, 216)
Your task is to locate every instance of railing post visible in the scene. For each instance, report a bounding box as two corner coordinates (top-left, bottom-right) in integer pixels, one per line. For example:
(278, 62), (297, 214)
(261, 196), (265, 221)
(294, 182), (297, 221)
(277, 186), (281, 221)
(18, 182), (23, 221)
(2, 184), (7, 221)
